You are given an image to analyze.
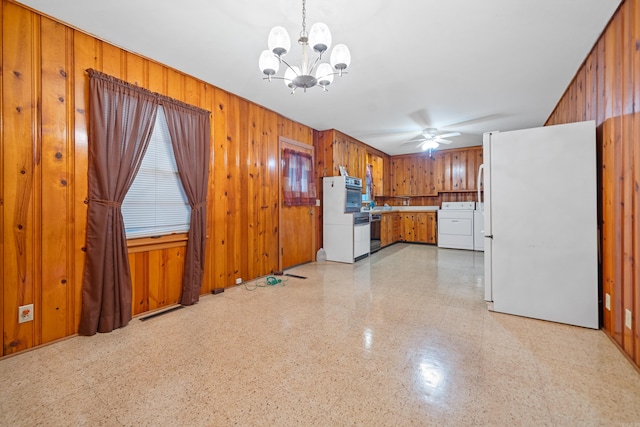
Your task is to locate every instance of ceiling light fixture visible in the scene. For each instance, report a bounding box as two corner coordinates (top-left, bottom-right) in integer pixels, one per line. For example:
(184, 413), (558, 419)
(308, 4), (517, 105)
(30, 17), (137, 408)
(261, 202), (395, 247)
(422, 140), (439, 151)
(258, 0), (351, 94)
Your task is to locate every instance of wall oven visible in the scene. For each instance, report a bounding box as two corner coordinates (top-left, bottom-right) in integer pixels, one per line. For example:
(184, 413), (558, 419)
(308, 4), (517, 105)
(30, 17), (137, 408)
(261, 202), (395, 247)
(344, 176), (363, 213)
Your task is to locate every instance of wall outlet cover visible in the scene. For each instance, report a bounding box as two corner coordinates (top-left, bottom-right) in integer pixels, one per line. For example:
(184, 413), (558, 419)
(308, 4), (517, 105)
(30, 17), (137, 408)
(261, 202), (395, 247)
(19, 304), (34, 323)
(625, 309), (632, 330)
(235, 278), (242, 285)
(605, 293), (611, 311)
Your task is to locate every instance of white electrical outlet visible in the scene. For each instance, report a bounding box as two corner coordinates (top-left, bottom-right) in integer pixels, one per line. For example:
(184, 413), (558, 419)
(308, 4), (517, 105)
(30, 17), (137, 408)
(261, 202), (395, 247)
(605, 293), (611, 311)
(315, 199), (321, 207)
(625, 309), (632, 330)
(18, 304), (34, 323)
(235, 278), (242, 285)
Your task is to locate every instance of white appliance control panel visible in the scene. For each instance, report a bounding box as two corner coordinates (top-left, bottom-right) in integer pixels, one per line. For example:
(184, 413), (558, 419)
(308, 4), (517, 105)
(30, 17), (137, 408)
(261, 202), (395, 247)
(441, 202), (476, 210)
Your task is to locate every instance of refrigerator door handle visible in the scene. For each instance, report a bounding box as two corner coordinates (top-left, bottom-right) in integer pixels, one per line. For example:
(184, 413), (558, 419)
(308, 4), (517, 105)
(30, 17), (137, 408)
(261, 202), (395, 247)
(477, 164), (484, 206)
(485, 234), (493, 239)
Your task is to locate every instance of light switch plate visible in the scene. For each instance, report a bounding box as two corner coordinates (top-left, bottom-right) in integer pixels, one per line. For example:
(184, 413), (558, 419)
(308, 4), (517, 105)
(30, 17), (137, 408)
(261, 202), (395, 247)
(625, 309), (632, 330)
(605, 293), (611, 311)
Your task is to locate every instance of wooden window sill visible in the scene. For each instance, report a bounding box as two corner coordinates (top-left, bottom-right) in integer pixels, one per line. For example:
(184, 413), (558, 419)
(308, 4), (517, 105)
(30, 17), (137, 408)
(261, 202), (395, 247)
(127, 233), (189, 254)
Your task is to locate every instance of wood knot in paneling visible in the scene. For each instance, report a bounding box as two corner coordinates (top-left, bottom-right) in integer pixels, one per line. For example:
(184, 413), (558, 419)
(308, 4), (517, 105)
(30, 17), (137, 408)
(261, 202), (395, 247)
(59, 68), (67, 78)
(13, 70), (21, 78)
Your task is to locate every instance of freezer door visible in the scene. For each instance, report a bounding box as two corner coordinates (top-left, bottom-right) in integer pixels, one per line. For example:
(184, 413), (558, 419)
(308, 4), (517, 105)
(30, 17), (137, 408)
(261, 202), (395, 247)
(488, 121), (598, 329)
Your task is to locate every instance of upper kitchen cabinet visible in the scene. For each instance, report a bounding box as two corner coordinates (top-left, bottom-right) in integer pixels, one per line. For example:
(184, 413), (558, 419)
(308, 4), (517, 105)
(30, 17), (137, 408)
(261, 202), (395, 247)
(367, 152), (384, 197)
(315, 129), (389, 194)
(435, 146), (483, 192)
(390, 154), (438, 196)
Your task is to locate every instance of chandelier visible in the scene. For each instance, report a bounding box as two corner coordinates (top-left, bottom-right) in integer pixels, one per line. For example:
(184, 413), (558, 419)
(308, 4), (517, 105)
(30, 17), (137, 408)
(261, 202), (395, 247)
(258, 0), (351, 93)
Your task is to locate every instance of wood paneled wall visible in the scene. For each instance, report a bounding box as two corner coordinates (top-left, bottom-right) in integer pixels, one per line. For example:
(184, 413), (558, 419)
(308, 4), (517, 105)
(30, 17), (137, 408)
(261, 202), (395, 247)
(0, 0), (314, 355)
(546, 0), (639, 368)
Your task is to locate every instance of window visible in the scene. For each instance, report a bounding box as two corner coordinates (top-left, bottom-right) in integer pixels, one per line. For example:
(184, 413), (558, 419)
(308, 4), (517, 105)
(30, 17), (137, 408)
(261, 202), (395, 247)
(122, 106), (190, 239)
(282, 148), (316, 206)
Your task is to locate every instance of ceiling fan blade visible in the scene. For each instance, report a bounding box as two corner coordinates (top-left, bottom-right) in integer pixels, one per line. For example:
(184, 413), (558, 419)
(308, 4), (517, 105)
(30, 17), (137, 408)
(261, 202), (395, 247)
(436, 132), (461, 139)
(433, 138), (453, 144)
(356, 129), (422, 139)
(405, 134), (427, 143)
(409, 108), (432, 128)
(442, 114), (508, 129)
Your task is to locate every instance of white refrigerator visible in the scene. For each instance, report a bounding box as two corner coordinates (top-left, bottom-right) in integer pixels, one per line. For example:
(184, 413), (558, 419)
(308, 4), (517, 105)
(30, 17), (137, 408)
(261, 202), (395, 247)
(481, 121), (599, 329)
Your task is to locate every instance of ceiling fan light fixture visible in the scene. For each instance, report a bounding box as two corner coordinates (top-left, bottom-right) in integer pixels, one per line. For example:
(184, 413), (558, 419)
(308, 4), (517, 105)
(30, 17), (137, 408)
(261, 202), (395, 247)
(422, 140), (439, 150)
(259, 0), (350, 93)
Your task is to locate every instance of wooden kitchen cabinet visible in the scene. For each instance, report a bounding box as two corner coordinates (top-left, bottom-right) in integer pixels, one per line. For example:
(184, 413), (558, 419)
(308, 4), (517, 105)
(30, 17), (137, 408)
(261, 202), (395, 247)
(381, 212), (402, 247)
(381, 211), (435, 246)
(315, 129), (389, 194)
(402, 212), (437, 244)
(401, 214), (416, 242)
(421, 212), (437, 244)
(390, 154), (438, 196)
(435, 146), (483, 192)
(367, 152), (384, 197)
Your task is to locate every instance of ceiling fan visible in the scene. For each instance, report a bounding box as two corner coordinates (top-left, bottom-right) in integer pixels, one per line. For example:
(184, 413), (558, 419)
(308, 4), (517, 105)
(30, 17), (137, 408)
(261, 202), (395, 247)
(407, 128), (461, 151)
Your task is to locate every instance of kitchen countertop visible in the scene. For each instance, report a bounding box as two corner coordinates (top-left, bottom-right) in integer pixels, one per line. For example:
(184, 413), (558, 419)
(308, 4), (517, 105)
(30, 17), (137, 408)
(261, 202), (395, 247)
(368, 206), (439, 213)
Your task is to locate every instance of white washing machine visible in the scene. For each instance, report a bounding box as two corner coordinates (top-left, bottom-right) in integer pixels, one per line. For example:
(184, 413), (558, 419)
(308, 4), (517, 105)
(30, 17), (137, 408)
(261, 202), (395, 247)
(437, 202), (475, 250)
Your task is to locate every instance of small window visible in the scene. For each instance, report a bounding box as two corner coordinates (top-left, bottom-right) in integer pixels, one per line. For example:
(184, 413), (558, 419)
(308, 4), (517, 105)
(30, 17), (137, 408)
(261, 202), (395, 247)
(122, 106), (190, 239)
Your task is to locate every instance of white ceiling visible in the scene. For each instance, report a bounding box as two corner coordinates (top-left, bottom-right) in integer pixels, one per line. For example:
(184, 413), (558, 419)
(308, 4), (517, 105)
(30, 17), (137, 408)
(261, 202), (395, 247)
(18, 0), (621, 155)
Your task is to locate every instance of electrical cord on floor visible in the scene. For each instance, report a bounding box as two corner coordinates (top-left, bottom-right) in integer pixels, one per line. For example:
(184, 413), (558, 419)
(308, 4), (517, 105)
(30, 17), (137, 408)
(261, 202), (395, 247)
(244, 275), (288, 291)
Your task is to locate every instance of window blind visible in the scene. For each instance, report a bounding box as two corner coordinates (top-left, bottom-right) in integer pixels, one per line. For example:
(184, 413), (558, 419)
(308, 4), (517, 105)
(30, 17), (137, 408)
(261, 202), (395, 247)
(122, 106), (190, 238)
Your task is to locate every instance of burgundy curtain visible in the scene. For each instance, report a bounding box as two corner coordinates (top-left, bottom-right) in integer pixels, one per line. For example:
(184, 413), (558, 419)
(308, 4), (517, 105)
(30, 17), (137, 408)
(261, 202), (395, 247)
(283, 148), (316, 206)
(162, 98), (211, 305)
(79, 69), (158, 335)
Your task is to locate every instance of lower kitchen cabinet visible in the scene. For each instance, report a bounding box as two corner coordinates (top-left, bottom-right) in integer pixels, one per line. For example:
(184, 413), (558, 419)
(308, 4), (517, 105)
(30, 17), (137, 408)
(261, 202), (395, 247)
(381, 211), (436, 246)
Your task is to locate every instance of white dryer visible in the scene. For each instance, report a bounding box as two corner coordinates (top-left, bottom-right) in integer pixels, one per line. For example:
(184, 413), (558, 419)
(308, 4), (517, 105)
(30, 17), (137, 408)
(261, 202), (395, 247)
(437, 202), (475, 250)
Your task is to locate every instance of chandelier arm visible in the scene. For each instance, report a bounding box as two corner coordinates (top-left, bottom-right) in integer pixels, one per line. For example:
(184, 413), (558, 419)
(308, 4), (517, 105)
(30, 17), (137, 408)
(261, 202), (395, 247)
(306, 56), (322, 74)
(279, 58), (301, 76)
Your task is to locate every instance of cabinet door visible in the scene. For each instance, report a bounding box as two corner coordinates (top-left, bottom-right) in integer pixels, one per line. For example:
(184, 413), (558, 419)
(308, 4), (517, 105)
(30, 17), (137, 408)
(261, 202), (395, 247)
(415, 213), (428, 243)
(401, 214), (416, 242)
(368, 153), (384, 197)
(381, 215), (393, 247)
(392, 214), (401, 242)
(426, 212), (437, 244)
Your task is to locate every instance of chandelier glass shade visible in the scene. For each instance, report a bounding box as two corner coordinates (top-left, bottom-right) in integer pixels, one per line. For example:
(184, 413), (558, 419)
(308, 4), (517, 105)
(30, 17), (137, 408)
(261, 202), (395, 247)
(258, 0), (351, 93)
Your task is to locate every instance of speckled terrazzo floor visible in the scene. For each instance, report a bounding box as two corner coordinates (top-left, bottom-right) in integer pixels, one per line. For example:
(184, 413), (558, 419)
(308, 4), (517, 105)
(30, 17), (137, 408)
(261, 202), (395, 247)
(1, 244), (639, 426)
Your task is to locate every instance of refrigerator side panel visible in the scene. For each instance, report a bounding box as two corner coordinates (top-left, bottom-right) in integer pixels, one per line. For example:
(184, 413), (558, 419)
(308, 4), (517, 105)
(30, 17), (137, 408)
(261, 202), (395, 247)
(490, 121), (598, 329)
(323, 176), (347, 224)
(482, 132), (494, 301)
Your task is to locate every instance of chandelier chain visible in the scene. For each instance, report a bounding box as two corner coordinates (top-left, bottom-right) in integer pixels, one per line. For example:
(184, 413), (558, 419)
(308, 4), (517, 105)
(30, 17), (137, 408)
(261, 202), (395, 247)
(301, 0), (307, 37)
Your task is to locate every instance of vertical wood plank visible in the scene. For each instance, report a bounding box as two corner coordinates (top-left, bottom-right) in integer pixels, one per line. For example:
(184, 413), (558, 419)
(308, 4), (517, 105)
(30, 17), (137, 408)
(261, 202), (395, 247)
(40, 17), (70, 343)
(0, 0), (4, 352)
(2, 3), (37, 354)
